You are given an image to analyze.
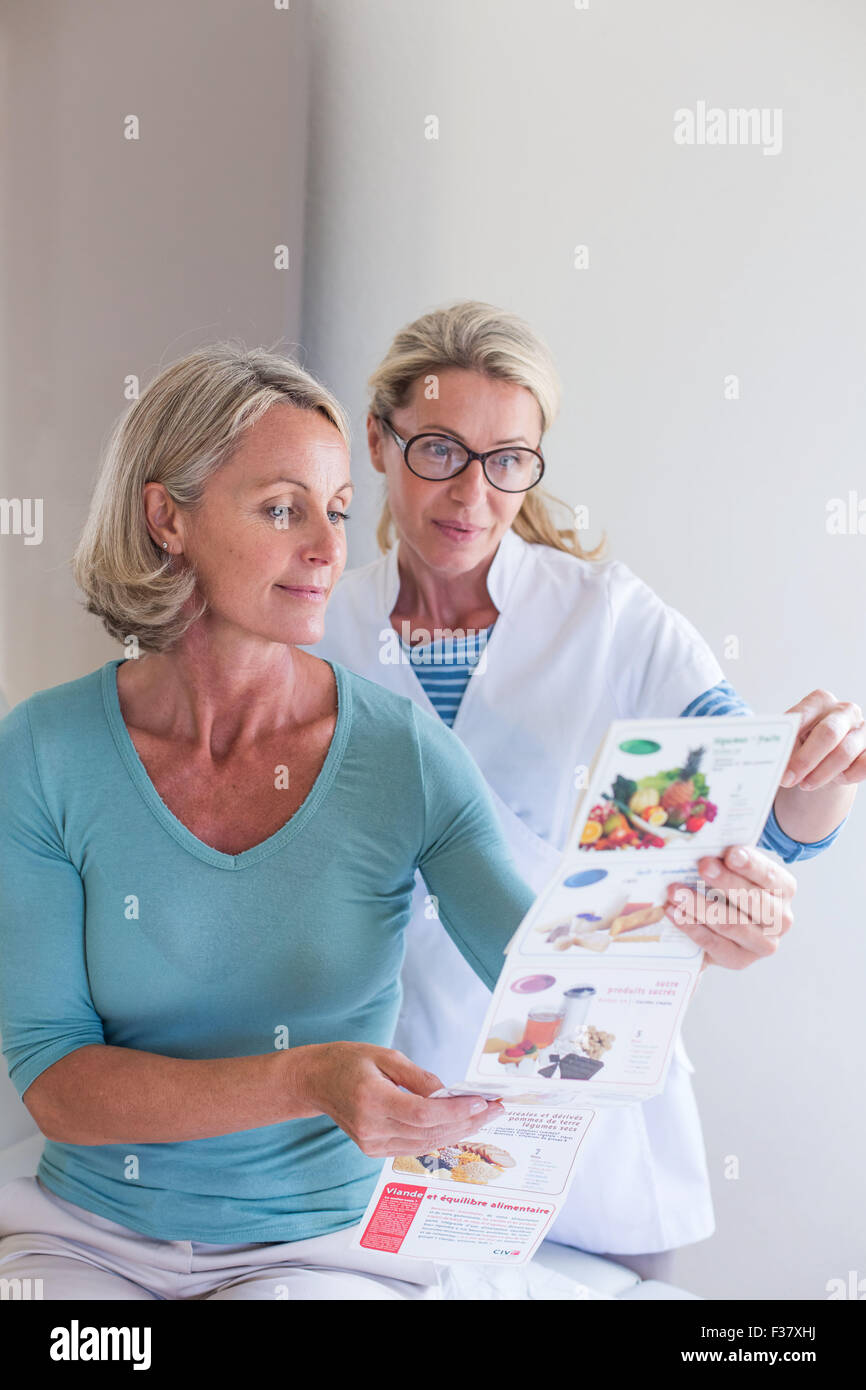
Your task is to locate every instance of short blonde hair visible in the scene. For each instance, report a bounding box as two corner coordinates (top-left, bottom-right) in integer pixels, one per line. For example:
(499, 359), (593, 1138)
(72, 341), (351, 654)
(367, 300), (606, 561)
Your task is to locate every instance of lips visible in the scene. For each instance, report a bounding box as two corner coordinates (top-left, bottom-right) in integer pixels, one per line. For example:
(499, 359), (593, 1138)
(275, 584), (327, 600)
(432, 519), (483, 539)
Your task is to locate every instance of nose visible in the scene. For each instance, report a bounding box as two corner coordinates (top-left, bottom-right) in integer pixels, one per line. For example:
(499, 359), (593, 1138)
(303, 509), (345, 570)
(447, 457), (489, 507)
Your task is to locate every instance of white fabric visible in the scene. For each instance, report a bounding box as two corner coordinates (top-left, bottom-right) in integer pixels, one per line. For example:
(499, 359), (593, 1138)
(0, 1177), (440, 1301)
(310, 528), (725, 1253)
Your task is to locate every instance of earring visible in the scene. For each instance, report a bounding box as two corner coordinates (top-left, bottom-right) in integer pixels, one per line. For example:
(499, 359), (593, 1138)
(163, 542), (168, 550)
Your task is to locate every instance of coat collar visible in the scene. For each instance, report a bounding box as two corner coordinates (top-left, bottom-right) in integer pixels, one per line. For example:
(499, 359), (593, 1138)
(380, 525), (529, 616)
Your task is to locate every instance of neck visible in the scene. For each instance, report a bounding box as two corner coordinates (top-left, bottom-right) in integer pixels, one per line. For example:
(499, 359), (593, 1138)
(118, 622), (320, 758)
(393, 540), (499, 631)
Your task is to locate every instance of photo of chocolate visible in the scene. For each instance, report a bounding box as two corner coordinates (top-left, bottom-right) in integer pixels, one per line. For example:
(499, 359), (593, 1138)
(537, 1053), (605, 1081)
(536, 1023), (616, 1080)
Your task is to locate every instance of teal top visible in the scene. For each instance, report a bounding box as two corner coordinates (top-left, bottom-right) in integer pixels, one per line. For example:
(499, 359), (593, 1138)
(0, 658), (535, 1243)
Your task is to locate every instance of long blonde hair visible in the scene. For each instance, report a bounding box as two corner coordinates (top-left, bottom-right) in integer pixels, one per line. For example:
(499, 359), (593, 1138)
(72, 341), (351, 654)
(367, 300), (606, 560)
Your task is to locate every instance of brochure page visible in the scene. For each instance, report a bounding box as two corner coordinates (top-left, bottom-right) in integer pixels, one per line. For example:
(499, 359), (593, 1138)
(464, 715), (799, 1102)
(355, 1101), (595, 1264)
(354, 714), (798, 1262)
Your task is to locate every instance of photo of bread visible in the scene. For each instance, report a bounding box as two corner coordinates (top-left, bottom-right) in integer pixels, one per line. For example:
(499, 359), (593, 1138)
(531, 900), (669, 953)
(609, 904), (667, 937)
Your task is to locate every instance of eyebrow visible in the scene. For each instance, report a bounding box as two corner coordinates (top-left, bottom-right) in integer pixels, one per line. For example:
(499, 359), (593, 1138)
(252, 476), (354, 493)
(415, 425), (533, 448)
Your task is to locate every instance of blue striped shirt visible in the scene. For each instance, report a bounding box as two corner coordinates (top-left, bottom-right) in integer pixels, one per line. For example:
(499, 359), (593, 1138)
(403, 633), (844, 864)
(399, 625), (493, 728)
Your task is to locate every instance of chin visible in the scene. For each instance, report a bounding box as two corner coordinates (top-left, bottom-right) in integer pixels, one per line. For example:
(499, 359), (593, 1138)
(285, 621), (326, 648)
(243, 620), (325, 649)
(428, 537), (490, 571)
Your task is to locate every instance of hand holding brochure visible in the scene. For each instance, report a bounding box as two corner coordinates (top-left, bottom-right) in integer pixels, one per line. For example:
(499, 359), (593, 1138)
(355, 713), (799, 1264)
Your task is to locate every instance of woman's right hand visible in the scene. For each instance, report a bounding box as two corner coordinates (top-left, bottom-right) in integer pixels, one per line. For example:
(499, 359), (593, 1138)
(288, 1041), (504, 1157)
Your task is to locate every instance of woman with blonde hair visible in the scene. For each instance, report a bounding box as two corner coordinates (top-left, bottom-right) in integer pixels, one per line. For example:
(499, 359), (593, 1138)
(0, 342), (540, 1300)
(312, 299), (863, 1277)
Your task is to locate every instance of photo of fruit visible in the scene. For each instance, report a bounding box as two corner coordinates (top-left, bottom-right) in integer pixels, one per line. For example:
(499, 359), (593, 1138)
(578, 746), (718, 851)
(392, 1141), (516, 1186)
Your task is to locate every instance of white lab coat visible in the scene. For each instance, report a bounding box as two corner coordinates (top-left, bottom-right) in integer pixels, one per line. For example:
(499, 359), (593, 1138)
(311, 527), (727, 1253)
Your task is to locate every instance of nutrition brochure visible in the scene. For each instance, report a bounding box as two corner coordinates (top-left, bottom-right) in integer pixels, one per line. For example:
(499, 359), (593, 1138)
(355, 713), (799, 1264)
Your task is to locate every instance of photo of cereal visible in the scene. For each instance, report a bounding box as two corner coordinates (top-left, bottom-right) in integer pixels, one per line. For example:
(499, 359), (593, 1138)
(392, 1141), (516, 1186)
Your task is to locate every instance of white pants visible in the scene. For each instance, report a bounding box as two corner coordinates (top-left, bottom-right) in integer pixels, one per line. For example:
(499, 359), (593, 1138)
(0, 1177), (441, 1301)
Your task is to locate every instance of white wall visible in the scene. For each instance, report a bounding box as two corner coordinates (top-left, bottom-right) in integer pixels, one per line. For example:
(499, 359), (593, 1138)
(301, 0), (866, 1298)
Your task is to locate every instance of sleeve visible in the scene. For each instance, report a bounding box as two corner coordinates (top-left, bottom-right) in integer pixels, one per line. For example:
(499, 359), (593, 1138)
(680, 679), (849, 862)
(606, 560), (725, 718)
(0, 700), (105, 1101)
(410, 706), (537, 991)
(757, 802), (848, 862)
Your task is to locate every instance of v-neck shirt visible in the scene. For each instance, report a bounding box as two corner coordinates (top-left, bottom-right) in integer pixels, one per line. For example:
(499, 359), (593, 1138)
(0, 657), (535, 1243)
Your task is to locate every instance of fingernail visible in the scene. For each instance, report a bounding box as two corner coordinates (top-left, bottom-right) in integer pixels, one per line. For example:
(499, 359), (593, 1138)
(780, 770), (796, 787)
(703, 860), (720, 879)
(469, 1099), (488, 1114)
(729, 847), (747, 866)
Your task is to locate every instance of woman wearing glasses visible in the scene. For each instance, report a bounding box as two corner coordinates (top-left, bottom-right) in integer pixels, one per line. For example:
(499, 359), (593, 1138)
(311, 299), (863, 1277)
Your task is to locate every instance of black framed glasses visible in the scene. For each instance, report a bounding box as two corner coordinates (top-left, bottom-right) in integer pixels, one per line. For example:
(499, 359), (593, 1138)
(379, 418), (544, 493)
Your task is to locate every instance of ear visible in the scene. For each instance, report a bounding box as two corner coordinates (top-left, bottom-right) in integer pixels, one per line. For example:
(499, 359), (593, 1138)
(142, 481), (182, 550)
(367, 413), (386, 475)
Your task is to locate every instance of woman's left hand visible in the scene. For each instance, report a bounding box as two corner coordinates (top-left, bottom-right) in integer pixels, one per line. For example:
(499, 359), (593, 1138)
(779, 689), (866, 789)
(664, 845), (796, 971)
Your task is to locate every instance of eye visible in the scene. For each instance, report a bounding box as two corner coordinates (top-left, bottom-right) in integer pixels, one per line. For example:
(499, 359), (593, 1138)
(328, 509), (351, 524)
(418, 438), (459, 461)
(266, 504), (292, 523)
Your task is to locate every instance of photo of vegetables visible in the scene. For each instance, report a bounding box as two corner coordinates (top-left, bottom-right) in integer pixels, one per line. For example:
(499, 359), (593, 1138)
(579, 746), (718, 850)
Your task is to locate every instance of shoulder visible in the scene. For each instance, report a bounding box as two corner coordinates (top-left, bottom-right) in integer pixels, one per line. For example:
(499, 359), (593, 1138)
(512, 538), (639, 624)
(0, 665), (107, 796)
(0, 697), (33, 767)
(516, 535), (636, 593)
(0, 666), (103, 831)
(0, 665), (104, 745)
(331, 658), (413, 719)
(331, 658), (478, 771)
(329, 659), (423, 761)
(563, 551), (702, 629)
